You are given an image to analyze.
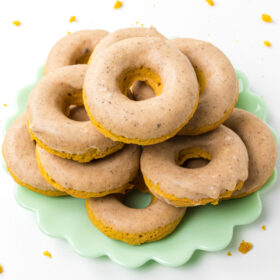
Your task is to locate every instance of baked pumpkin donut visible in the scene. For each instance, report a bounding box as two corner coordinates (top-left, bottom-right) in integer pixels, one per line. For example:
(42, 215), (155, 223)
(169, 38), (238, 135)
(84, 37), (199, 145)
(224, 108), (277, 198)
(85, 174), (186, 245)
(27, 65), (124, 163)
(44, 29), (108, 75)
(141, 126), (249, 207)
(2, 114), (66, 197)
(36, 144), (141, 198)
(90, 27), (166, 61)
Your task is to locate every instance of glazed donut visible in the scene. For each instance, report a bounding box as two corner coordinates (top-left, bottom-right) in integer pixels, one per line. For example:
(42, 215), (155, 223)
(84, 37), (199, 145)
(224, 108), (277, 198)
(36, 144), (141, 198)
(2, 114), (65, 197)
(85, 175), (186, 245)
(141, 126), (249, 207)
(27, 65), (123, 163)
(91, 27), (166, 60)
(44, 30), (108, 75)
(169, 38), (238, 135)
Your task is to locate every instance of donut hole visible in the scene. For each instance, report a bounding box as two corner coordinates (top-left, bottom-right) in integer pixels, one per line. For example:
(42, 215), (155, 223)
(128, 81), (156, 101)
(123, 189), (152, 209)
(68, 105), (89, 122)
(176, 147), (211, 169)
(119, 67), (162, 100)
(74, 47), (92, 64)
(194, 66), (206, 94)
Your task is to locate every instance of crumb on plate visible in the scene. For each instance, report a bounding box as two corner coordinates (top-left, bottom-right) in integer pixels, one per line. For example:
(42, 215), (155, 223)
(261, 14), (272, 23)
(205, 0), (214, 6)
(227, 251), (232, 256)
(67, 31), (71, 35)
(114, 1), (123, 9)
(43, 250), (52, 258)
(238, 240), (252, 254)
(262, 225), (266, 230)
(0, 264), (3, 273)
(13, 20), (21, 26)
(69, 16), (76, 23)
(140, 23), (144, 27)
(264, 41), (271, 47)
(3, 104), (7, 107)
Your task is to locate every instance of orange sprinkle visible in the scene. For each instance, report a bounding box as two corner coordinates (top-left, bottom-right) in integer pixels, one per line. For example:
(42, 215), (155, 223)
(238, 240), (252, 254)
(264, 41), (271, 47)
(3, 104), (7, 107)
(261, 14), (272, 23)
(13, 20), (21, 26)
(0, 264), (3, 273)
(114, 1), (123, 9)
(227, 251), (232, 256)
(69, 16), (76, 23)
(262, 225), (266, 230)
(43, 250), (52, 258)
(205, 0), (214, 6)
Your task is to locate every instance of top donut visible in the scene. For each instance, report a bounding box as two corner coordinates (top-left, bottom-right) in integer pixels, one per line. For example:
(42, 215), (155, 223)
(83, 36), (199, 145)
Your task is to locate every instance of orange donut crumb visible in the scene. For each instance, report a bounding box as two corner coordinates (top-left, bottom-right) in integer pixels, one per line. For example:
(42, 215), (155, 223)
(261, 14), (272, 23)
(205, 0), (214, 6)
(13, 20), (21, 26)
(264, 41), (271, 47)
(114, 1), (123, 9)
(67, 31), (71, 35)
(238, 240), (252, 254)
(3, 104), (7, 107)
(0, 264), (3, 273)
(69, 16), (76, 23)
(262, 225), (266, 230)
(227, 251), (232, 256)
(43, 250), (52, 258)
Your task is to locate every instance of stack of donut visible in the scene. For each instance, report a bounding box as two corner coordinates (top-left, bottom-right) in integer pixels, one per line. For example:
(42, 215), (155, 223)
(3, 27), (277, 245)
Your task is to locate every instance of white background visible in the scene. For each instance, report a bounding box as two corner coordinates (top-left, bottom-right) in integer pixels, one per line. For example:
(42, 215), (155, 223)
(0, 0), (279, 279)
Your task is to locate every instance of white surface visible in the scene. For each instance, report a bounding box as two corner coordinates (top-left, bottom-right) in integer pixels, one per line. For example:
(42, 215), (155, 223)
(0, 0), (279, 279)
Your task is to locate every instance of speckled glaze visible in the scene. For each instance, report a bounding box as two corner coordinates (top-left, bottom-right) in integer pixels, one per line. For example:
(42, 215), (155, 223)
(91, 27), (166, 60)
(36, 144), (141, 198)
(86, 174), (186, 244)
(224, 108), (277, 198)
(141, 126), (248, 205)
(27, 65), (123, 161)
(44, 30), (108, 75)
(170, 38), (238, 135)
(2, 114), (64, 195)
(84, 37), (199, 144)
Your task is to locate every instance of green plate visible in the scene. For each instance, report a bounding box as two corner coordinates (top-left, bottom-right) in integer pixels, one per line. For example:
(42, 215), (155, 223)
(2, 68), (278, 268)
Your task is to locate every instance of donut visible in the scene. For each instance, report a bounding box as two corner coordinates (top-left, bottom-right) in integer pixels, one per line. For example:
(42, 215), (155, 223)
(224, 108), (277, 198)
(83, 37), (199, 145)
(35, 144), (141, 198)
(141, 126), (249, 207)
(2, 114), (66, 196)
(90, 27), (166, 61)
(85, 174), (186, 245)
(44, 30), (108, 75)
(27, 65), (124, 163)
(169, 38), (238, 135)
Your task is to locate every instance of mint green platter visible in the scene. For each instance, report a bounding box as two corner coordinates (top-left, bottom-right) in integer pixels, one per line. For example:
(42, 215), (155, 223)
(2, 68), (278, 268)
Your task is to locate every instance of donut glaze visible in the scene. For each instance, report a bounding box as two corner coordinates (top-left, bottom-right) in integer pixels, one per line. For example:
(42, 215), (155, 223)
(27, 65), (123, 163)
(169, 38), (238, 135)
(141, 126), (249, 207)
(36, 144), (141, 198)
(224, 108), (277, 198)
(2, 114), (65, 196)
(44, 30), (108, 75)
(91, 27), (166, 60)
(84, 37), (199, 145)
(85, 175), (186, 245)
